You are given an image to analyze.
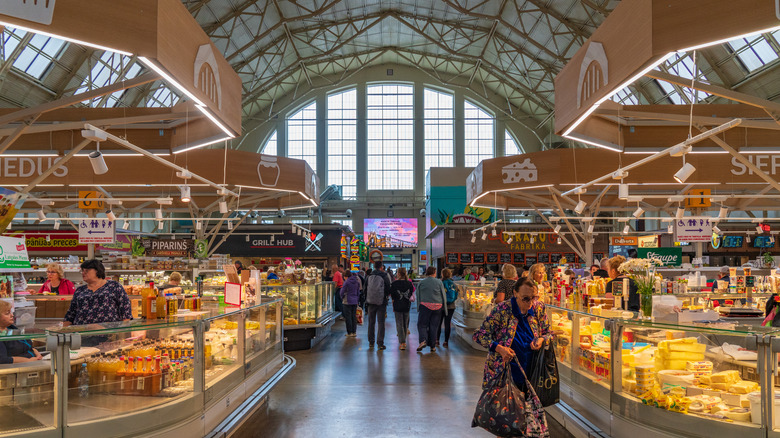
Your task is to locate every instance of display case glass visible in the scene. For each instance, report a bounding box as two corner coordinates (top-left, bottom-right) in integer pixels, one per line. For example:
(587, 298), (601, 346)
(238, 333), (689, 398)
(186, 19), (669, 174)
(261, 282), (334, 326)
(454, 281), (493, 320)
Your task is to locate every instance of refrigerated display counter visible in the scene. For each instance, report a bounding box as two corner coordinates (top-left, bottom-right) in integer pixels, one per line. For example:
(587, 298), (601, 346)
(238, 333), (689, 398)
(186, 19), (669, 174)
(0, 299), (290, 438)
(451, 281), (494, 351)
(260, 282), (337, 351)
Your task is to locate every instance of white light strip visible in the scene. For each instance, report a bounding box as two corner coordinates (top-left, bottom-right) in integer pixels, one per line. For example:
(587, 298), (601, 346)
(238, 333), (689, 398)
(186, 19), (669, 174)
(71, 149), (171, 156)
(740, 147), (780, 154)
(624, 147), (728, 155)
(678, 25), (780, 52)
(138, 57), (204, 106)
(172, 135), (231, 154)
(197, 106), (235, 138)
(0, 21), (132, 56)
(563, 133), (622, 152)
(1, 150), (59, 157)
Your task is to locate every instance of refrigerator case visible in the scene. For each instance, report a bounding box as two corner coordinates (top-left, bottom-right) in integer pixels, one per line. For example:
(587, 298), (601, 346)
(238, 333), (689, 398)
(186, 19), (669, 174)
(260, 282), (335, 326)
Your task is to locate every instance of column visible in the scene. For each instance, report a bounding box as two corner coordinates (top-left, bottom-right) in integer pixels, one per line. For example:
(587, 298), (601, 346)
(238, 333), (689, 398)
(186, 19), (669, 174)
(316, 93), (328, 188)
(414, 82), (426, 195)
(454, 90), (465, 168)
(356, 82), (367, 198)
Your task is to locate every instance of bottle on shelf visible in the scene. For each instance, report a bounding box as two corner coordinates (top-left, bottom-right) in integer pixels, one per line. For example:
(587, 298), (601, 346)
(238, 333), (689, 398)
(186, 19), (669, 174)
(161, 353), (170, 390)
(135, 356), (145, 394)
(117, 356), (128, 395)
(143, 356), (153, 396)
(127, 357), (137, 395)
(78, 363), (90, 398)
(151, 356), (162, 395)
(86, 355), (99, 386)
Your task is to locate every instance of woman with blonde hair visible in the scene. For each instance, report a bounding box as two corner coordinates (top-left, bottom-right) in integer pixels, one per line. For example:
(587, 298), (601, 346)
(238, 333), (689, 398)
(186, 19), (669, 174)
(605, 255), (639, 311)
(0, 300), (43, 363)
(528, 263), (550, 301)
(494, 264), (518, 303)
(37, 262), (75, 295)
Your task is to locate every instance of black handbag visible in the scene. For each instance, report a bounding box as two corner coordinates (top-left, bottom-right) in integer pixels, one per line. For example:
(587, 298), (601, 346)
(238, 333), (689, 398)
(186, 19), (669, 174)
(471, 357), (550, 437)
(529, 340), (560, 407)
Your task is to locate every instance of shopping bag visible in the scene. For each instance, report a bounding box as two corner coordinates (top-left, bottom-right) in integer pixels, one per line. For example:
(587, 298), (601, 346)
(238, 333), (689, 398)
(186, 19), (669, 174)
(529, 340), (559, 407)
(356, 307), (363, 325)
(471, 358), (550, 437)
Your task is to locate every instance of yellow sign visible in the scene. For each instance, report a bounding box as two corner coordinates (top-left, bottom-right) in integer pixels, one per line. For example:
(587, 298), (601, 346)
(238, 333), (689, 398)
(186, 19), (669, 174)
(685, 189), (711, 208)
(78, 191), (104, 210)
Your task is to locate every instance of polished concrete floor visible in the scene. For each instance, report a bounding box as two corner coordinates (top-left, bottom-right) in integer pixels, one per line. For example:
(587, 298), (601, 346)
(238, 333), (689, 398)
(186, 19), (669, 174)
(242, 311), (574, 437)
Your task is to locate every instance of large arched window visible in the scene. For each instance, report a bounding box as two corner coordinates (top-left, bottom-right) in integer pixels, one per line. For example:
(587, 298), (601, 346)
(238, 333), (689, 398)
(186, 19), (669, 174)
(424, 88), (454, 170)
(261, 131), (277, 155)
(328, 89), (357, 199)
(464, 101), (494, 167)
(287, 101), (317, 172)
(505, 131), (522, 156)
(367, 84), (414, 190)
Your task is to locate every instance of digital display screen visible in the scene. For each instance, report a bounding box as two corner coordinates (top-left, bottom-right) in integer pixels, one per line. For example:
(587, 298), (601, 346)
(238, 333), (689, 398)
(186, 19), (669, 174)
(364, 218), (418, 248)
(753, 236), (775, 248)
(721, 236), (743, 248)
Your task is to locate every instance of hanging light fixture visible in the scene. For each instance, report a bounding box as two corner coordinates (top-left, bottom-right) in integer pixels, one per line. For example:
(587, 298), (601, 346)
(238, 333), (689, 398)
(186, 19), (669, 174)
(713, 224), (721, 234)
(470, 232), (477, 243)
(530, 234), (536, 244)
(481, 231), (488, 240)
(157, 221), (164, 230)
(746, 235), (751, 243)
(36, 209), (46, 222)
(53, 220), (60, 230)
(245, 234), (250, 242)
(676, 207), (685, 219)
(227, 221), (233, 230)
(291, 223), (296, 233)
(88, 149), (108, 175)
(219, 200), (228, 214)
(106, 210), (116, 221)
(574, 200), (587, 215)
(491, 226), (497, 237)
(587, 223), (595, 234)
(674, 162), (696, 183)
(180, 185), (191, 203)
(623, 224), (630, 234)
(553, 224), (562, 234)
(718, 206), (728, 219)
(667, 224), (674, 234)
(195, 220), (202, 231)
(155, 208), (163, 221)
(46, 235), (51, 242)
(632, 206), (644, 218)
(123, 220), (130, 230)
(506, 234), (513, 244)
(557, 237), (562, 245)
(618, 183), (629, 200)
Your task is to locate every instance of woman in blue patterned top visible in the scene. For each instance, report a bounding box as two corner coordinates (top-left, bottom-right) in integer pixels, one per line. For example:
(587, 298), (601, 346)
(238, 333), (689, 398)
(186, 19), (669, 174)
(63, 259), (133, 327)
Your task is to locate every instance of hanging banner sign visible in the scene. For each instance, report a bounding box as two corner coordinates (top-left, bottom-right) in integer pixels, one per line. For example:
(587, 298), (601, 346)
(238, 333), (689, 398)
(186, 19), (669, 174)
(611, 236), (638, 246)
(139, 238), (194, 257)
(0, 236), (31, 270)
(638, 247), (682, 267)
(674, 217), (713, 243)
(637, 235), (659, 248)
(0, 187), (24, 234)
(78, 218), (116, 244)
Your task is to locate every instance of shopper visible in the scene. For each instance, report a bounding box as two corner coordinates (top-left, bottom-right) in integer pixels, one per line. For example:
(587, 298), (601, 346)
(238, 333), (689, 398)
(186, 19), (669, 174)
(463, 268), (473, 281)
(365, 261), (391, 350)
(438, 268), (457, 347)
(592, 259), (609, 278)
(389, 267), (415, 350)
(159, 271), (182, 291)
(529, 263), (551, 302)
(332, 264), (344, 315)
(494, 264), (518, 304)
(586, 264), (600, 279)
(234, 260), (243, 274)
(416, 266), (447, 353)
(340, 271), (361, 337)
(0, 300), (43, 363)
(37, 262), (75, 295)
(713, 266), (730, 290)
(63, 259), (133, 327)
(473, 277), (552, 397)
(266, 268), (279, 280)
(605, 255), (640, 312)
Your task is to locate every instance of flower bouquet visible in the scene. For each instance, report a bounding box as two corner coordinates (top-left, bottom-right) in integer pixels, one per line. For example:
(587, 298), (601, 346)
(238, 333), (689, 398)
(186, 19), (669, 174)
(618, 258), (662, 318)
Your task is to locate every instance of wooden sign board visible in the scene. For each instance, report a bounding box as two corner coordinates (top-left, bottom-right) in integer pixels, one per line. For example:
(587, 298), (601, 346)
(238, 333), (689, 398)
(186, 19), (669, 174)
(78, 191), (104, 209)
(685, 189), (712, 208)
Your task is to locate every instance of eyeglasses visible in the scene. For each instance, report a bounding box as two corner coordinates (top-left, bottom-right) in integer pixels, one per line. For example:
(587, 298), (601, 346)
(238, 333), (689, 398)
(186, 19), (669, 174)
(46, 271), (58, 274)
(520, 296), (540, 303)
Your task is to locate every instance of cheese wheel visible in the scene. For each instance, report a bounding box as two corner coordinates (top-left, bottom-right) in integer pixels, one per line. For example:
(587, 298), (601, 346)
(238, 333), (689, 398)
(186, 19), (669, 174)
(689, 401), (705, 412)
(725, 408), (751, 422)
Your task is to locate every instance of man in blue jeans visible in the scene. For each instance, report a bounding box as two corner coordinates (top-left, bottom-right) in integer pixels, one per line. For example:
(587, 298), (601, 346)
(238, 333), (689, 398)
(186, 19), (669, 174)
(364, 261), (391, 350)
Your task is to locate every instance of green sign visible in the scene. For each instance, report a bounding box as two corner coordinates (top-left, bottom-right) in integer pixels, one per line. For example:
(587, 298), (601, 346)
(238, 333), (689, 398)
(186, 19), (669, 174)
(0, 236), (31, 270)
(194, 239), (208, 259)
(638, 247), (682, 267)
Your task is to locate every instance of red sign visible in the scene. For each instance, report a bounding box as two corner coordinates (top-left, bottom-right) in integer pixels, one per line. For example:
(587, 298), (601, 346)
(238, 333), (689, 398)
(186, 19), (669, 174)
(3, 230), (131, 253)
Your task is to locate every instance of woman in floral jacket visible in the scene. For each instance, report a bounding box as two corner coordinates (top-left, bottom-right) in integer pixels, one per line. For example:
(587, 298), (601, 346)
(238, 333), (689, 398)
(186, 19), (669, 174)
(473, 277), (553, 391)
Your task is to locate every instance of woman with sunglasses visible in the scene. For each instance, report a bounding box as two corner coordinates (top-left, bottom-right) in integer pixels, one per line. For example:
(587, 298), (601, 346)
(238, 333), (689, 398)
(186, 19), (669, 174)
(473, 277), (552, 392)
(37, 263), (76, 295)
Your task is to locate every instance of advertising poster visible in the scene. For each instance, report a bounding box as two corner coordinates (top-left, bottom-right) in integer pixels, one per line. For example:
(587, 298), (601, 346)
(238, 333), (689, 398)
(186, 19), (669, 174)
(0, 236), (31, 270)
(0, 187), (24, 233)
(364, 218), (418, 248)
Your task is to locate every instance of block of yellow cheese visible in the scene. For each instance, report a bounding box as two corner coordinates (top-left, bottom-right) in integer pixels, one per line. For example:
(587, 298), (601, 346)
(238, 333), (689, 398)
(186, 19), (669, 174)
(710, 370), (740, 384)
(728, 381), (759, 394)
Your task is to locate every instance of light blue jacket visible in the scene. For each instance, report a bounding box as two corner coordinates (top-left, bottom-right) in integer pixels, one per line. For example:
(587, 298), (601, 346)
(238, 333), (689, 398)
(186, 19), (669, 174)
(416, 276), (448, 316)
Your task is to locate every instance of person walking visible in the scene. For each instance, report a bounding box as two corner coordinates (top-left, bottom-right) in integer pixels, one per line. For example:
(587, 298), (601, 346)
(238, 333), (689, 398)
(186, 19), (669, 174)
(332, 264), (344, 317)
(438, 268), (457, 347)
(416, 267), (447, 353)
(340, 271), (361, 337)
(365, 261), (391, 350)
(389, 267), (415, 350)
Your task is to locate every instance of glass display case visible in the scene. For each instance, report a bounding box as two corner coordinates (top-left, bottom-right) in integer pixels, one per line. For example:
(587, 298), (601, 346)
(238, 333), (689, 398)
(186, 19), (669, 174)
(547, 304), (780, 438)
(260, 282), (335, 327)
(454, 281), (494, 324)
(0, 300), (285, 437)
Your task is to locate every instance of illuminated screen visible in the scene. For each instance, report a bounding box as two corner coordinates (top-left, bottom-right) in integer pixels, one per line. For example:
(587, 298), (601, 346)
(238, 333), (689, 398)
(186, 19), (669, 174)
(721, 236), (743, 248)
(753, 236), (775, 248)
(364, 218), (418, 248)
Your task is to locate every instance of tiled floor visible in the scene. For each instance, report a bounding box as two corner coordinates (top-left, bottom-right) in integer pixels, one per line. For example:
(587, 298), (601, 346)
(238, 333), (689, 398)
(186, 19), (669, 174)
(242, 311), (574, 437)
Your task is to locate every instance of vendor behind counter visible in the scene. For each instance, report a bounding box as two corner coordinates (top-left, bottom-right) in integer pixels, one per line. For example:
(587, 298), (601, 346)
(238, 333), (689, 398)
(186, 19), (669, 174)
(0, 300), (42, 364)
(37, 262), (75, 295)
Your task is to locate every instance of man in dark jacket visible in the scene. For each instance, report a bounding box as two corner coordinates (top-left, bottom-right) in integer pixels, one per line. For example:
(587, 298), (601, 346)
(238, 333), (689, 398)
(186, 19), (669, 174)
(364, 261), (391, 350)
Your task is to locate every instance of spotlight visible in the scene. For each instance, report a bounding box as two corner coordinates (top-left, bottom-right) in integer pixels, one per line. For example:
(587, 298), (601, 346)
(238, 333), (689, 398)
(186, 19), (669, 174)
(667, 224), (674, 234)
(155, 208), (163, 220)
(587, 223), (595, 234)
(481, 231), (488, 240)
(157, 221), (164, 230)
(291, 223), (296, 233)
(674, 162), (696, 183)
(219, 200), (228, 214)
(530, 235), (536, 244)
(713, 225), (721, 234)
(574, 200), (587, 215)
(88, 150), (109, 175)
(718, 206), (728, 219)
(554, 224), (562, 234)
(180, 186), (191, 203)
(491, 227), (497, 237)
(106, 210), (116, 221)
(123, 220), (130, 230)
(53, 220), (60, 230)
(618, 184), (629, 200)
(757, 224), (764, 233)
(557, 237), (562, 245)
(195, 220), (202, 231)
(36, 209), (46, 222)
(676, 207), (685, 219)
(245, 234), (250, 242)
(227, 221), (233, 230)
(746, 235), (751, 243)
(632, 207), (644, 218)
(471, 233), (476, 243)
(506, 235), (513, 244)
(46, 235), (51, 242)
(623, 224), (630, 234)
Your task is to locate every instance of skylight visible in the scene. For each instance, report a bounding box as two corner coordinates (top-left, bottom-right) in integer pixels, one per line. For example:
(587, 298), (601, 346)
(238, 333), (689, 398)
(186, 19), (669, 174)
(76, 52), (142, 107)
(3, 27), (66, 80)
(728, 33), (779, 72)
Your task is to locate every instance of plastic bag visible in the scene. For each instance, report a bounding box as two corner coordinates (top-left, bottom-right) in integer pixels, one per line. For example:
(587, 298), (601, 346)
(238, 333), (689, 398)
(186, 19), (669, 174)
(530, 340), (559, 407)
(471, 358), (550, 437)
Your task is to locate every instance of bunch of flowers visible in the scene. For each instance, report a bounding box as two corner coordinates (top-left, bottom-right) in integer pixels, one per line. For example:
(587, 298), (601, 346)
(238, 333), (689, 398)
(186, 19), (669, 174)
(618, 258), (662, 294)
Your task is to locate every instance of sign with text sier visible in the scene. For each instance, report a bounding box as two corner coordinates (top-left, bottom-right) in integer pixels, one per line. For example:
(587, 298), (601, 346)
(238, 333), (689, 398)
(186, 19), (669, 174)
(674, 217), (713, 242)
(78, 218), (116, 244)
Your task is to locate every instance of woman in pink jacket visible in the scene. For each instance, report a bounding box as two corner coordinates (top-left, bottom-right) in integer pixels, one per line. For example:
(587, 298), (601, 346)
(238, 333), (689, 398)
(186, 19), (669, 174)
(37, 263), (75, 295)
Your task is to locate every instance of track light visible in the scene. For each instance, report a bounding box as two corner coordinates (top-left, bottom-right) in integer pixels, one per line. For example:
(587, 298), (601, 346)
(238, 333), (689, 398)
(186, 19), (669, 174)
(291, 224), (296, 233)
(554, 224), (562, 234)
(46, 235), (51, 242)
(718, 206), (728, 219)
(530, 235), (536, 244)
(180, 185), (191, 203)
(219, 200), (228, 214)
(157, 221), (164, 230)
(557, 237), (562, 245)
(587, 223), (595, 233)
(36, 209), (46, 222)
(676, 207), (685, 219)
(155, 208), (163, 220)
(623, 224), (630, 234)
(746, 235), (751, 243)
(471, 233), (476, 243)
(481, 231), (488, 240)
(632, 207), (644, 218)
(618, 183), (629, 200)
(667, 224), (673, 234)
(669, 144), (692, 157)
(757, 224), (764, 234)
(53, 220), (60, 230)
(227, 221), (233, 230)
(88, 150), (109, 175)
(713, 225), (721, 234)
(674, 162), (696, 183)
(106, 210), (116, 221)
(246, 234), (250, 242)
(123, 220), (130, 230)
(491, 227), (497, 237)
(195, 220), (202, 231)
(574, 200), (587, 215)
(506, 235), (513, 244)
